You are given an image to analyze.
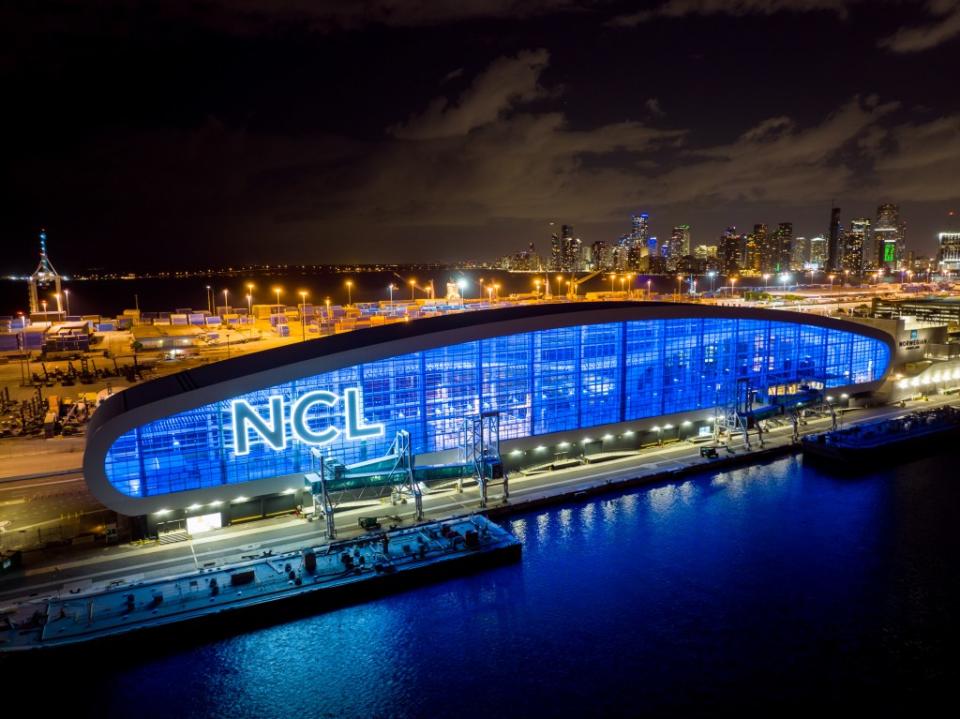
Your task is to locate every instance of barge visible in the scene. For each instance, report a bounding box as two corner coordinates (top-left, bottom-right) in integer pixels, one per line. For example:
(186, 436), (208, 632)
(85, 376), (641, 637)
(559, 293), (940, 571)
(0, 514), (520, 654)
(802, 405), (960, 468)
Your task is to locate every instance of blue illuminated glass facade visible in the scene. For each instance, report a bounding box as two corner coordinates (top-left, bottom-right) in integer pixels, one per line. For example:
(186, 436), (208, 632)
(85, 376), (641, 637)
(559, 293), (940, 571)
(103, 318), (890, 499)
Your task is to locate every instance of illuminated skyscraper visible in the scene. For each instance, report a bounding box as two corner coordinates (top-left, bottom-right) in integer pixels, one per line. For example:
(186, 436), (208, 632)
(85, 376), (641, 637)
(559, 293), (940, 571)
(752, 224), (772, 273)
(875, 203), (904, 270)
(842, 218), (870, 275)
(937, 231), (960, 274)
(808, 236), (827, 269)
(791, 236), (808, 270)
(719, 226), (741, 274)
(665, 225), (691, 272)
(827, 206), (843, 272)
(591, 240), (612, 271)
(772, 222), (793, 271)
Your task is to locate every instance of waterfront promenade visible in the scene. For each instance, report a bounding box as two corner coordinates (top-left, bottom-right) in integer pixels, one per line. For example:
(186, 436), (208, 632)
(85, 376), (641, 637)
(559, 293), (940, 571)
(2, 393), (954, 608)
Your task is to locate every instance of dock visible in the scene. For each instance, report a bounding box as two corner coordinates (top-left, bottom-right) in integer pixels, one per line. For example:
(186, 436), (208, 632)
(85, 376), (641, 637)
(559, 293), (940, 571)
(0, 514), (520, 653)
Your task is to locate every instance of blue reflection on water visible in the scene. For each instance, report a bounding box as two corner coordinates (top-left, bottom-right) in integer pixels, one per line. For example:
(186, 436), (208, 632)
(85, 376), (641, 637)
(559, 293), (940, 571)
(16, 454), (960, 717)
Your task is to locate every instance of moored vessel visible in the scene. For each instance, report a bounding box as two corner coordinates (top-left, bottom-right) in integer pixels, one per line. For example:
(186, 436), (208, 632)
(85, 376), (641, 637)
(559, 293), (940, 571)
(0, 514), (520, 654)
(801, 405), (960, 469)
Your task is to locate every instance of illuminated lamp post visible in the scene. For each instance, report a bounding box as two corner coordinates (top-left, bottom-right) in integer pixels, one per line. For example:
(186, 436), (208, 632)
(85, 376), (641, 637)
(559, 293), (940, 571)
(493, 282), (501, 300)
(730, 277), (738, 296)
(246, 292), (252, 315)
(534, 278), (541, 300)
(246, 283), (255, 306)
(762, 273), (770, 291)
(409, 279), (416, 302)
(53, 292), (62, 315)
(63, 289), (70, 316)
(299, 291), (308, 342)
(41, 299), (47, 315)
(274, 286), (283, 309)
(388, 283), (396, 305)
(646, 278), (652, 300)
(708, 270), (717, 294)
(345, 280), (353, 307)
(828, 274), (835, 290)
(555, 274), (563, 298)
(223, 288), (229, 313)
(457, 279), (467, 307)
(205, 285), (212, 314)
(609, 273), (617, 293)
(675, 274), (682, 301)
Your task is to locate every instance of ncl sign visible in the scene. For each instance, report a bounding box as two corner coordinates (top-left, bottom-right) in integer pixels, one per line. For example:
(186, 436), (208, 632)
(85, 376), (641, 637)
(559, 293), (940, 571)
(231, 387), (384, 456)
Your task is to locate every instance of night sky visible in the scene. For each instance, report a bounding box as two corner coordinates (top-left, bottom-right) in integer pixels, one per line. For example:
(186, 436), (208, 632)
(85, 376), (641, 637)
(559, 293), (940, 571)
(3, 0), (960, 272)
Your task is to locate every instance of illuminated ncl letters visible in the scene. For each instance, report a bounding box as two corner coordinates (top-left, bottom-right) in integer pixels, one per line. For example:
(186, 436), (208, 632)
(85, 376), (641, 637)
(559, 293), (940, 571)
(231, 388), (384, 456)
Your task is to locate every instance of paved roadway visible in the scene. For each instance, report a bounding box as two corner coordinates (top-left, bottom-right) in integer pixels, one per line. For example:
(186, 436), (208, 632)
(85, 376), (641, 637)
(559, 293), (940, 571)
(2, 394), (955, 606)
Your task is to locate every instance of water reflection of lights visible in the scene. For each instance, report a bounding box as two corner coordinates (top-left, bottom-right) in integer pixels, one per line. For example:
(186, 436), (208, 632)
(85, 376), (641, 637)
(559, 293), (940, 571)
(647, 484), (678, 513)
(537, 512), (551, 541)
(580, 502), (596, 530)
(510, 518), (527, 543)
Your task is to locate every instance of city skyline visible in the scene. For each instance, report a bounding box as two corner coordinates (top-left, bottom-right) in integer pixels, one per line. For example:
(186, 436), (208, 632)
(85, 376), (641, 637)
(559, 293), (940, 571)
(3, 2), (960, 270)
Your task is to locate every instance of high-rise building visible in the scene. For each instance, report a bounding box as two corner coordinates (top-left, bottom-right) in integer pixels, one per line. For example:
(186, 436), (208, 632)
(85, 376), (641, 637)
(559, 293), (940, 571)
(791, 236), (809, 270)
(827, 206), (843, 272)
(842, 218), (870, 275)
(672, 224), (691, 256)
(591, 240), (612, 271)
(772, 222), (793, 271)
(757, 223), (783, 273)
(875, 203), (904, 270)
(751, 224), (770, 274)
(719, 226), (741, 275)
(631, 213), (650, 261)
(808, 236), (827, 269)
(550, 226), (563, 271)
(937, 231), (960, 274)
(550, 224), (582, 272)
(612, 237), (631, 271)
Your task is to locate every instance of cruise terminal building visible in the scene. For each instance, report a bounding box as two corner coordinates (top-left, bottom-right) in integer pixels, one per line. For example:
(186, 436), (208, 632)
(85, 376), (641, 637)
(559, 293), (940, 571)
(84, 303), (894, 534)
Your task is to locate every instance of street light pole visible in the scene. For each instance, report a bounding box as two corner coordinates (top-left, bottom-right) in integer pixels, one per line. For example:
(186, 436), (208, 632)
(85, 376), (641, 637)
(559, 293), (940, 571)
(346, 280), (353, 307)
(63, 289), (70, 316)
(299, 291), (308, 342)
(409, 279), (415, 302)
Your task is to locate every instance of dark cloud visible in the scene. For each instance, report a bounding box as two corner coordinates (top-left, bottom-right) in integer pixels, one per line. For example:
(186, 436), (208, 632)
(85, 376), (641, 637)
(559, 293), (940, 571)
(3, 0), (960, 270)
(879, 0), (960, 52)
(607, 0), (855, 27)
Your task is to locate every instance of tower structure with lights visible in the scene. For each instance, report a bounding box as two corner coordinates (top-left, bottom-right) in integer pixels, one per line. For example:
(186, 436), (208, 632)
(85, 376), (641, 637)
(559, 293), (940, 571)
(28, 228), (62, 315)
